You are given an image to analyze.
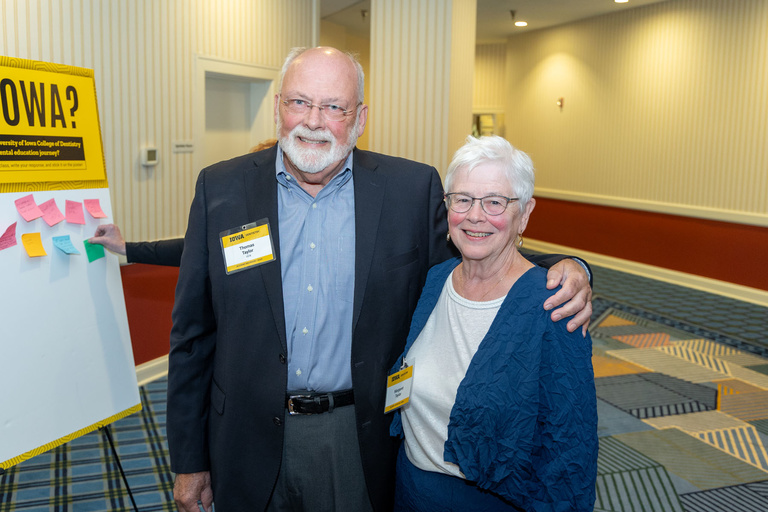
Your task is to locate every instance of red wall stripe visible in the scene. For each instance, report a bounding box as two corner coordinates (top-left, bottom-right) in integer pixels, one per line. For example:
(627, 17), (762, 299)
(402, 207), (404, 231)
(526, 198), (768, 292)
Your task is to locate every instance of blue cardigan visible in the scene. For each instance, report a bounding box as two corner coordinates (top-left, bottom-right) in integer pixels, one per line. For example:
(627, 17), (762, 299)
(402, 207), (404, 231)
(391, 258), (598, 511)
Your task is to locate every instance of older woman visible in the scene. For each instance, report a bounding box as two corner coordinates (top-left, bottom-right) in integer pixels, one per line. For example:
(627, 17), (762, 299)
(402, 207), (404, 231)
(390, 135), (597, 511)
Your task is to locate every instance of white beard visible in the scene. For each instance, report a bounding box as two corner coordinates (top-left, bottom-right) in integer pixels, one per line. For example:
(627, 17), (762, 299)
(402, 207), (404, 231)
(278, 111), (359, 174)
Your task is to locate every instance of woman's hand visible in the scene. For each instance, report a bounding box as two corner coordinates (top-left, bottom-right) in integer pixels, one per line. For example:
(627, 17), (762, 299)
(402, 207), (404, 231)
(543, 259), (593, 336)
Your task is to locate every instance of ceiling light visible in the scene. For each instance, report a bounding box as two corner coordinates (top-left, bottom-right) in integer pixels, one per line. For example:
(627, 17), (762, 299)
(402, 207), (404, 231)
(510, 9), (527, 27)
(615, 0), (629, 3)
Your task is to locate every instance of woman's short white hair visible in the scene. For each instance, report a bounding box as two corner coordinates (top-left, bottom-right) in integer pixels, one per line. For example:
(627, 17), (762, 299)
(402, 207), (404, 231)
(444, 135), (535, 212)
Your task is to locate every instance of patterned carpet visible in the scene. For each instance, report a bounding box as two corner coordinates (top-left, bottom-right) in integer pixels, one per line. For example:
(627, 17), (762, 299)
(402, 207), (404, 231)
(0, 382), (174, 512)
(590, 299), (768, 511)
(1, 266), (768, 511)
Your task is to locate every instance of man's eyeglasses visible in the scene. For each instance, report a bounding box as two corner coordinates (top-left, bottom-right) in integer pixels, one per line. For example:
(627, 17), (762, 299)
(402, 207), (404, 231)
(281, 98), (360, 122)
(444, 193), (519, 216)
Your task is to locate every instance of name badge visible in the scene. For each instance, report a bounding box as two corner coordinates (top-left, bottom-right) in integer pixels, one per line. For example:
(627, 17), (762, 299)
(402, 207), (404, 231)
(384, 365), (413, 413)
(220, 219), (275, 275)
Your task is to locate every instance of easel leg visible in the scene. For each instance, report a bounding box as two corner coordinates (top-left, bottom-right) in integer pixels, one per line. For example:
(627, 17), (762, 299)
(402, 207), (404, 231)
(101, 425), (140, 512)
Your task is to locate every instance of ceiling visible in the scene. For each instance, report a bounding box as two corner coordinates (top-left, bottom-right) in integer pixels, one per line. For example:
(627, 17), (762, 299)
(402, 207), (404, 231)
(321, 0), (669, 43)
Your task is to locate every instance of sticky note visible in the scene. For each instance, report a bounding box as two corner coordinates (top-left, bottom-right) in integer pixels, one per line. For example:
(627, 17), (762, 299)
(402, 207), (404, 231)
(21, 232), (47, 257)
(66, 200), (86, 225)
(15, 194), (43, 222)
(84, 199), (108, 219)
(52, 235), (81, 255)
(39, 198), (65, 227)
(83, 240), (105, 262)
(0, 222), (17, 251)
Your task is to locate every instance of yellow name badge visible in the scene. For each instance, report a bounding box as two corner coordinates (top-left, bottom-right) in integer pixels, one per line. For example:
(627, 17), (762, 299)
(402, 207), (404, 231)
(220, 219), (275, 275)
(384, 365), (414, 413)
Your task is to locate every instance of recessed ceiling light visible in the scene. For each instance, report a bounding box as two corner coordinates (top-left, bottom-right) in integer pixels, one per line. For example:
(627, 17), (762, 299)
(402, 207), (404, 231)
(615, 0), (629, 3)
(515, 21), (528, 27)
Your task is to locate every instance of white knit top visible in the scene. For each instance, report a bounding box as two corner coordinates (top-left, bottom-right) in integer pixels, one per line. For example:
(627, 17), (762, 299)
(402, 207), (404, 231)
(401, 270), (503, 478)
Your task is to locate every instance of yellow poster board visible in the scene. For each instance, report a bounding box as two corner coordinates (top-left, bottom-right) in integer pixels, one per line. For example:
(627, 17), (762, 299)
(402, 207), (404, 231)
(0, 56), (107, 190)
(0, 57), (139, 470)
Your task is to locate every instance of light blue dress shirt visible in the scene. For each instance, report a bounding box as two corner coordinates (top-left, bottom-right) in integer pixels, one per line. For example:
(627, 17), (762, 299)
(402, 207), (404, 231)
(276, 146), (356, 392)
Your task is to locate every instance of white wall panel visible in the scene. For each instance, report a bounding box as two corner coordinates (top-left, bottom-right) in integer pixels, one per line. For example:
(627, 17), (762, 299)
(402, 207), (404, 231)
(447, 0), (476, 165)
(370, 0), (475, 174)
(474, 43), (505, 111)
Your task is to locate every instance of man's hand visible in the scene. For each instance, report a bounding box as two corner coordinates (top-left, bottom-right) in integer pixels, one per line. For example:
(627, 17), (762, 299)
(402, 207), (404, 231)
(174, 471), (213, 512)
(544, 259), (593, 336)
(88, 223), (127, 255)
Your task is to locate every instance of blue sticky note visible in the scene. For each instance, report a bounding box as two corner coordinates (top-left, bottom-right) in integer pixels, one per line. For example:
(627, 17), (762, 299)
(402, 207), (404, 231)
(52, 235), (81, 255)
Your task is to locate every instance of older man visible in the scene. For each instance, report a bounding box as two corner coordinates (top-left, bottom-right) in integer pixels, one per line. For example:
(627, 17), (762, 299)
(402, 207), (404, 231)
(168, 47), (592, 512)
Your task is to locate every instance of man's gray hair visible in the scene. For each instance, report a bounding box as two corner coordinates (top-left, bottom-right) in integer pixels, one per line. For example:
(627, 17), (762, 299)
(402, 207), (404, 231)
(278, 47), (365, 105)
(444, 135), (535, 212)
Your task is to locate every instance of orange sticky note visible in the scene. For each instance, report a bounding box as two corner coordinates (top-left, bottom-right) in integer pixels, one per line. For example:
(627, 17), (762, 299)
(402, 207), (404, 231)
(39, 198), (65, 226)
(15, 194), (44, 222)
(65, 200), (86, 225)
(21, 232), (47, 257)
(84, 199), (108, 219)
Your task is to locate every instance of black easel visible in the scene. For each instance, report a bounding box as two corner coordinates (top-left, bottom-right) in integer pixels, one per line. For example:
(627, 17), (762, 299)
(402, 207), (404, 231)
(101, 425), (140, 512)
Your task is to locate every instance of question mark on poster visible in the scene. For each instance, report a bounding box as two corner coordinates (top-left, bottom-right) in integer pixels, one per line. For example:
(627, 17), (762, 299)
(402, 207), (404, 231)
(66, 85), (79, 128)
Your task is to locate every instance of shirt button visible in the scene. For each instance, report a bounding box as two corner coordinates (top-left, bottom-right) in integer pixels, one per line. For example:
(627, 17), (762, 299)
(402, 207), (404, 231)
(312, 203), (317, 209)
(286, 175), (292, 181)
(279, 353), (286, 364)
(296, 368), (302, 376)
(273, 417), (282, 426)
(307, 285), (313, 292)
(310, 243), (316, 249)
(302, 327), (308, 335)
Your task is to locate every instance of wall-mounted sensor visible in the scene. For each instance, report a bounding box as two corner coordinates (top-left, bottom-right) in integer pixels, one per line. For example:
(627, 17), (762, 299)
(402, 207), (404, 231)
(141, 146), (158, 166)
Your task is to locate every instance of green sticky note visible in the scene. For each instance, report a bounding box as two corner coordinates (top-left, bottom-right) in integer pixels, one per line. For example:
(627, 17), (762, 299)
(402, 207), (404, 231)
(83, 239), (105, 262)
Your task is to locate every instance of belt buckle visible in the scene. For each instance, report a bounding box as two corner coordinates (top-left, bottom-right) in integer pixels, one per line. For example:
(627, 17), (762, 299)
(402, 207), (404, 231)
(287, 394), (313, 415)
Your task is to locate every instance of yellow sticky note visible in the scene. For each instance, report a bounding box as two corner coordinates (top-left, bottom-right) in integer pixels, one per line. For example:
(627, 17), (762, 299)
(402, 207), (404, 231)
(21, 233), (47, 257)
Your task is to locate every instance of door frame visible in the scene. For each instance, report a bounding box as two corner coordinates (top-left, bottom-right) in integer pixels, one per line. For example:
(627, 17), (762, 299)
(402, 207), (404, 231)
(193, 55), (279, 173)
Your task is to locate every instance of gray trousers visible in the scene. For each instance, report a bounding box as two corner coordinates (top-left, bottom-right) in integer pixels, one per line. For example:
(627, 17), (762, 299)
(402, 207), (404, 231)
(265, 404), (374, 512)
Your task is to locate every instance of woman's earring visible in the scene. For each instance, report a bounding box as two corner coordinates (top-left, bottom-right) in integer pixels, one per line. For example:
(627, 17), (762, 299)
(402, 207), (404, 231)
(447, 232), (451, 242)
(517, 234), (524, 248)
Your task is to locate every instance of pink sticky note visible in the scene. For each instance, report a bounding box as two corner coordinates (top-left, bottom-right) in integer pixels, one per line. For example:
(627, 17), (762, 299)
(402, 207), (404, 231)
(65, 200), (86, 225)
(83, 199), (108, 219)
(0, 222), (17, 250)
(14, 194), (44, 222)
(39, 198), (65, 226)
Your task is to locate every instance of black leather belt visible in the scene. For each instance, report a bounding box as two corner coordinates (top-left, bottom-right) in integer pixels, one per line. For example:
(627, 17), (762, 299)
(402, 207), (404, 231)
(286, 390), (355, 415)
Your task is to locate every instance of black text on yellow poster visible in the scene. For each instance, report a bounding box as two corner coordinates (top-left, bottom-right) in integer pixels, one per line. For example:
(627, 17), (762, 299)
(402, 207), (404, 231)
(0, 57), (106, 185)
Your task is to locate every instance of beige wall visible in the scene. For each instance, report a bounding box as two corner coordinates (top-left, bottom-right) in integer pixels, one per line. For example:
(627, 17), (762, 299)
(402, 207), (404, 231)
(319, 20), (370, 151)
(502, 0), (768, 227)
(369, 0), (476, 174)
(474, 43), (506, 112)
(473, 43), (507, 138)
(6, 0), (765, 245)
(0, 0), (317, 244)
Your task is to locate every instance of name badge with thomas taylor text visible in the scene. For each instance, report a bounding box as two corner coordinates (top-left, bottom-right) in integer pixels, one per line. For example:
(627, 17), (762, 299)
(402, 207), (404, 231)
(220, 219), (275, 275)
